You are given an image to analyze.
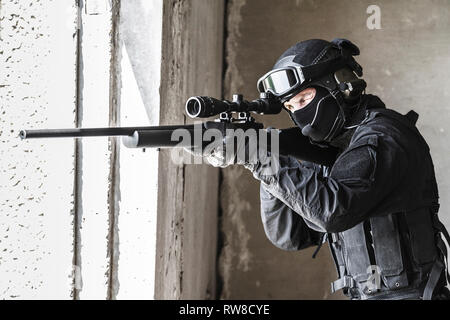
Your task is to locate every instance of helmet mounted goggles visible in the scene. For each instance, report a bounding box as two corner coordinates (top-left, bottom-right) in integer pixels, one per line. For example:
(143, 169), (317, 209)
(257, 66), (305, 100)
(257, 48), (361, 103)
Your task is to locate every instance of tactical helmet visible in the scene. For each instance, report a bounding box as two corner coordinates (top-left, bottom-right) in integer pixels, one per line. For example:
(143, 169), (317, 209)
(257, 38), (367, 143)
(257, 38), (366, 103)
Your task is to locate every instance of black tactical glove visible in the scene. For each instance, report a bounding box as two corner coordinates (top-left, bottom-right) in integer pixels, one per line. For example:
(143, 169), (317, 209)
(184, 128), (277, 170)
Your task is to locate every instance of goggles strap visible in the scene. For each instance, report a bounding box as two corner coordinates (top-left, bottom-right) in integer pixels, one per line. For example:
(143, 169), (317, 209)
(301, 57), (348, 82)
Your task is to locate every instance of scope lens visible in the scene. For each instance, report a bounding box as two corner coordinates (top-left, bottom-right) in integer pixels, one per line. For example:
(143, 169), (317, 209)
(185, 97), (203, 118)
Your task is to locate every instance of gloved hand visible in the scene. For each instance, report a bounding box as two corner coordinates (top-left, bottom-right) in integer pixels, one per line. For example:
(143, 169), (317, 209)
(183, 144), (232, 168)
(184, 128), (275, 170)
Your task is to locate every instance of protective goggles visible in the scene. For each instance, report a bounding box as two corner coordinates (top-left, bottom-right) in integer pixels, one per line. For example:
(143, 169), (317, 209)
(257, 56), (349, 101)
(257, 66), (305, 99)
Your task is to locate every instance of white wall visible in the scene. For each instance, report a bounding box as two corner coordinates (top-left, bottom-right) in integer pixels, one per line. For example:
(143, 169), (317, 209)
(0, 0), (163, 299)
(0, 0), (78, 299)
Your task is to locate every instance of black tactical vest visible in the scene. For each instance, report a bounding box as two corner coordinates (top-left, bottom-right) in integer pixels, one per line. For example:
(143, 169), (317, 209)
(325, 109), (450, 300)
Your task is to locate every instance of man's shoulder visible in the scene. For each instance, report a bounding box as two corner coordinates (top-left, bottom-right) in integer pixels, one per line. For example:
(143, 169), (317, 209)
(350, 106), (429, 156)
(356, 105), (417, 136)
(359, 94), (418, 131)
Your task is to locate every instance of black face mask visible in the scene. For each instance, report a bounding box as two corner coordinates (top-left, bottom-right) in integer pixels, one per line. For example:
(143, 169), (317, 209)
(289, 86), (345, 142)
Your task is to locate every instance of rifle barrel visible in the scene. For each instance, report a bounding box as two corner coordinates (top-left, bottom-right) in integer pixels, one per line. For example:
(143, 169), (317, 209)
(19, 124), (338, 166)
(19, 125), (194, 140)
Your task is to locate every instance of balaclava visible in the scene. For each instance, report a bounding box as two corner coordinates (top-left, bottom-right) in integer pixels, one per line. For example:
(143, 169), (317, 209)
(268, 38), (366, 143)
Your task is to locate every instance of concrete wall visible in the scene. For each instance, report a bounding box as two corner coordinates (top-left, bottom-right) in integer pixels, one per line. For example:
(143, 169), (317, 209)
(155, 0), (224, 300)
(0, 0), (222, 300)
(220, 0), (450, 299)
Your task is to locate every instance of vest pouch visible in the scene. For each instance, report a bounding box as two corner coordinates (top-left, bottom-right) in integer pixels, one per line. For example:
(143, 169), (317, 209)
(340, 222), (371, 283)
(404, 207), (437, 266)
(370, 214), (409, 290)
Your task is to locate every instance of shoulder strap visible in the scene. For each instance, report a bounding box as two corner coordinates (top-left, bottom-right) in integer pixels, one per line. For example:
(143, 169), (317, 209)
(423, 213), (450, 299)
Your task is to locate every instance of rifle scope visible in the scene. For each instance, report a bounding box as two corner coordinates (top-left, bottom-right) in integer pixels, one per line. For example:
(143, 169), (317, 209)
(185, 93), (282, 119)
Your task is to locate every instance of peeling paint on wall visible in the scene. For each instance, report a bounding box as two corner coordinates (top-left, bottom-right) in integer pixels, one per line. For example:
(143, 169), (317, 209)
(105, 0), (121, 300)
(218, 167), (253, 299)
(1, 0), (221, 300)
(223, 0), (246, 97)
(155, 0), (223, 300)
(0, 0), (161, 300)
(0, 0), (78, 299)
(75, 0), (115, 299)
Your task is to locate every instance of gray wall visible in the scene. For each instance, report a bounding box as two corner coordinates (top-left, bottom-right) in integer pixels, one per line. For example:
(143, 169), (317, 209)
(155, 0), (224, 300)
(220, 0), (450, 299)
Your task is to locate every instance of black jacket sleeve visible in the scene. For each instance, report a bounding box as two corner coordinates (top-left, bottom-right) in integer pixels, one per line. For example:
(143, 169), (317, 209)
(260, 181), (323, 251)
(253, 132), (407, 233)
